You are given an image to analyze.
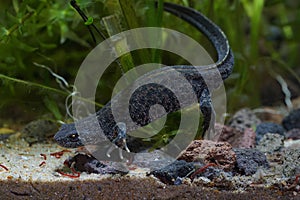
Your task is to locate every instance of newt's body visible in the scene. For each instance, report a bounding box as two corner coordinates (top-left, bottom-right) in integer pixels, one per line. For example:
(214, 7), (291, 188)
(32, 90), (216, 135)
(54, 3), (234, 152)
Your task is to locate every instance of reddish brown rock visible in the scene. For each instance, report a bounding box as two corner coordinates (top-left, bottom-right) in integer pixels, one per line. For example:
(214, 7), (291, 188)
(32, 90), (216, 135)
(177, 140), (236, 171)
(240, 128), (256, 148)
(215, 124), (256, 148)
(214, 123), (239, 142)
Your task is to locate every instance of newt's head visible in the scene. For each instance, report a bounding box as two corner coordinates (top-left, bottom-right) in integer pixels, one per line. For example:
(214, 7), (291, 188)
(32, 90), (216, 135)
(54, 123), (84, 148)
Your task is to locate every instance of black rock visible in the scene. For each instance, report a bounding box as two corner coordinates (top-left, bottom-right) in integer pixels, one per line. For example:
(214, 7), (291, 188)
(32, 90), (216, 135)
(148, 160), (195, 185)
(255, 122), (285, 144)
(282, 108), (300, 131)
(233, 148), (269, 176)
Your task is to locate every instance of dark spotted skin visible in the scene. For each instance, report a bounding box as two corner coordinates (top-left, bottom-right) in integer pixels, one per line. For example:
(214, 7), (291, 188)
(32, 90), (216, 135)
(54, 2), (234, 149)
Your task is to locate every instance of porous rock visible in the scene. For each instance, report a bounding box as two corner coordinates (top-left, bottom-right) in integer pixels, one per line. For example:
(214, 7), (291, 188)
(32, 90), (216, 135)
(21, 119), (58, 144)
(228, 108), (261, 132)
(282, 149), (300, 177)
(148, 160), (195, 185)
(282, 108), (300, 131)
(216, 124), (256, 148)
(177, 140), (236, 171)
(256, 133), (284, 153)
(255, 122), (285, 144)
(233, 148), (269, 176)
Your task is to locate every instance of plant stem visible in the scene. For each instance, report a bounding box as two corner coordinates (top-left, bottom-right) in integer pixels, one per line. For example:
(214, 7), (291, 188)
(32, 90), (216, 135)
(0, 11), (34, 42)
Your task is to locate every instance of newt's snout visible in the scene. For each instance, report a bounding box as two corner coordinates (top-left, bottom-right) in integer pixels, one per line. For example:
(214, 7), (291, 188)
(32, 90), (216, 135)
(54, 123), (83, 148)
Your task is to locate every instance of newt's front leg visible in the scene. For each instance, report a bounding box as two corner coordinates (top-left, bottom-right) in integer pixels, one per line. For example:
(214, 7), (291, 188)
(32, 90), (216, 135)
(200, 88), (216, 137)
(106, 122), (130, 160)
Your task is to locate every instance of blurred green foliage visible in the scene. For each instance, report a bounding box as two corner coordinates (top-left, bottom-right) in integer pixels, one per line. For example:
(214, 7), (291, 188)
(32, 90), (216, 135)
(0, 0), (299, 127)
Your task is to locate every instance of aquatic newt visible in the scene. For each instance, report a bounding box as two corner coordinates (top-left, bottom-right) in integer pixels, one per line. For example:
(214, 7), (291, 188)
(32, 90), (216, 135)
(54, 2), (234, 154)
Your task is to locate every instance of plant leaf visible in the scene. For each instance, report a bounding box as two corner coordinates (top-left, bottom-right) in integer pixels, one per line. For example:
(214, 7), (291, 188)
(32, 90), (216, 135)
(84, 16), (94, 25)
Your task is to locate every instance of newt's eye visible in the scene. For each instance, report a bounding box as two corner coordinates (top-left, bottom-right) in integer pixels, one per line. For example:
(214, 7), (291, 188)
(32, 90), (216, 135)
(68, 133), (78, 141)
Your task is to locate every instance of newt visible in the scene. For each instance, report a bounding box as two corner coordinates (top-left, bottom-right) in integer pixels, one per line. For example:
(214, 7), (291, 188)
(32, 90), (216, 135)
(54, 2), (234, 156)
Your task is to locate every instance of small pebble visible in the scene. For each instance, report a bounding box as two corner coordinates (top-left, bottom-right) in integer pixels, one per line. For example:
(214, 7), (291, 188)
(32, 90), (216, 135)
(174, 177), (183, 185)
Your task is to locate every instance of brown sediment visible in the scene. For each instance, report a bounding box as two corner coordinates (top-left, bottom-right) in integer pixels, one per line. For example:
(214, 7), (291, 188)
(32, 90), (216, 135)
(0, 177), (299, 200)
